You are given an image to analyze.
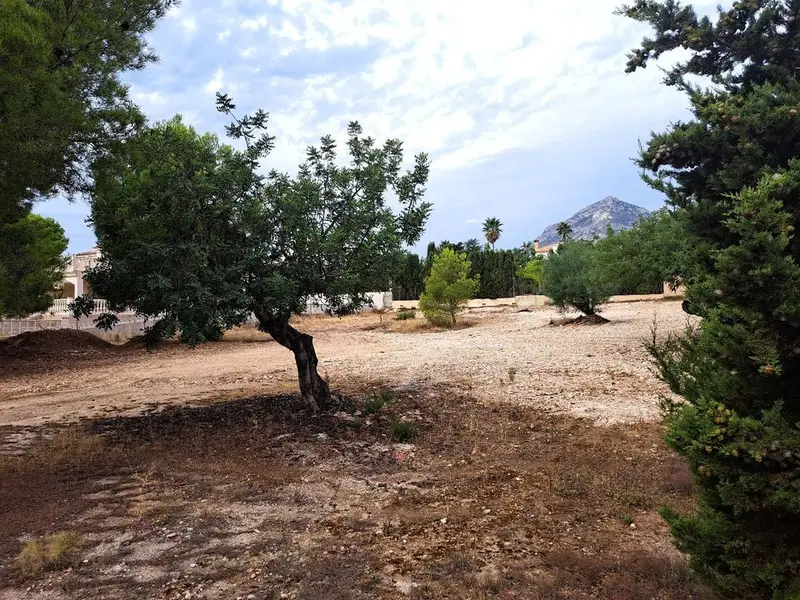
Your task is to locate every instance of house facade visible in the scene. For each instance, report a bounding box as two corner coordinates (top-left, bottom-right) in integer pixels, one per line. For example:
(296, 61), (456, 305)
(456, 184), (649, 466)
(58, 247), (101, 300)
(533, 239), (560, 258)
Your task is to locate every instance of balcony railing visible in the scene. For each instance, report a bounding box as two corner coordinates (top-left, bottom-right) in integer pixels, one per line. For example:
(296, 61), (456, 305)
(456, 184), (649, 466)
(47, 298), (109, 316)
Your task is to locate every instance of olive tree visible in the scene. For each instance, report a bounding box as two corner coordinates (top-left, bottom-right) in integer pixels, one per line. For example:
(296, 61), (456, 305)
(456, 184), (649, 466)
(88, 96), (431, 410)
(540, 241), (612, 316)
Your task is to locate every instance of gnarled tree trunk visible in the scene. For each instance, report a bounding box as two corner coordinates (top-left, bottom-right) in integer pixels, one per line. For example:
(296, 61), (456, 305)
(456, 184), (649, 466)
(254, 309), (331, 411)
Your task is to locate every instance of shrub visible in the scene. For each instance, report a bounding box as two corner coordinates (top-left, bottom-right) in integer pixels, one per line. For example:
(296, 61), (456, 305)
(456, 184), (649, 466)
(516, 257), (543, 292)
(391, 421), (418, 442)
(419, 248), (478, 327)
(540, 241), (611, 316)
(593, 210), (687, 295)
(16, 532), (82, 576)
(395, 309), (416, 321)
(365, 389), (394, 414)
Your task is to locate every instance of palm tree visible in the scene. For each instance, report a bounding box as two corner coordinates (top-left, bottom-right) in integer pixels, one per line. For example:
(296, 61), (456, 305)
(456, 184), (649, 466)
(482, 217), (502, 248)
(465, 238), (480, 252)
(556, 221), (573, 242)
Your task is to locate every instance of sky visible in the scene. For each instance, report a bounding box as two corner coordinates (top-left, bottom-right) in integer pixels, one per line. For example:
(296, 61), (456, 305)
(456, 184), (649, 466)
(36, 0), (721, 254)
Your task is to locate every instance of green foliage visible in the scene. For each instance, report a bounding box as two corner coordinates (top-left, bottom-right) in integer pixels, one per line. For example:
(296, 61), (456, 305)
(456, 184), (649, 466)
(482, 217), (502, 247)
(390, 421), (418, 443)
(516, 257), (543, 290)
(593, 210), (687, 295)
(419, 248), (478, 327)
(365, 389), (394, 414)
(395, 241), (535, 301)
(93, 312), (120, 332)
(88, 116), (254, 344)
(67, 295), (95, 329)
(0, 213), (68, 318)
(392, 251), (425, 301)
(623, 1), (800, 596)
(88, 98), (431, 405)
(0, 0), (174, 216)
(395, 309), (416, 321)
(541, 242), (611, 316)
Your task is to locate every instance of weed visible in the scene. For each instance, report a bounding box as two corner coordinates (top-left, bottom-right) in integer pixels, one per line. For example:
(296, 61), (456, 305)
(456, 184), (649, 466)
(16, 532), (82, 576)
(365, 389), (394, 414)
(395, 310), (417, 321)
(391, 420), (418, 442)
(0, 428), (116, 478)
(507, 367), (517, 382)
(619, 513), (634, 526)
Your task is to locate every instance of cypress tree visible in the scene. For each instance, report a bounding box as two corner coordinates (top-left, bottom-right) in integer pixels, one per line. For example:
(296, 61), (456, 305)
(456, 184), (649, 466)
(620, 1), (800, 596)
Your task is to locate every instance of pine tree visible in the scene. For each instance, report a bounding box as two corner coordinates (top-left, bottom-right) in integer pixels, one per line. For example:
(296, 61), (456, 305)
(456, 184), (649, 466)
(620, 1), (800, 596)
(419, 248), (478, 327)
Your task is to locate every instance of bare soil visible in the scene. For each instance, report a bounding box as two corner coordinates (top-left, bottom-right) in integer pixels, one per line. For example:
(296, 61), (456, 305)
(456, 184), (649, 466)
(0, 301), (694, 429)
(0, 301), (712, 599)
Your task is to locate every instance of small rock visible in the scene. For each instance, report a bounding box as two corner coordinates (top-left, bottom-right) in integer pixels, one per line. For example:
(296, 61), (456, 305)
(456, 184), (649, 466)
(315, 433), (329, 440)
(629, 523), (636, 529)
(395, 580), (418, 596)
(483, 509), (492, 515)
(440, 517), (447, 525)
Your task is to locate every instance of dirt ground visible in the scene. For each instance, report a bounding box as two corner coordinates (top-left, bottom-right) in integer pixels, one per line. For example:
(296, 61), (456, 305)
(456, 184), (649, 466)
(0, 301), (713, 599)
(0, 301), (693, 430)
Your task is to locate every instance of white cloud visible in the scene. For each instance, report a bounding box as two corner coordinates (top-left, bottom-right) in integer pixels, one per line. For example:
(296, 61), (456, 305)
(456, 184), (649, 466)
(181, 17), (197, 34)
(241, 15), (268, 30)
(203, 68), (224, 94)
(131, 90), (167, 107)
(200, 0), (709, 173)
(101, 0), (724, 249)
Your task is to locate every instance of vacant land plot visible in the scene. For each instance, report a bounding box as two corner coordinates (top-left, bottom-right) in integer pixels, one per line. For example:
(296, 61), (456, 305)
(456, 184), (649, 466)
(0, 301), (692, 428)
(0, 301), (711, 599)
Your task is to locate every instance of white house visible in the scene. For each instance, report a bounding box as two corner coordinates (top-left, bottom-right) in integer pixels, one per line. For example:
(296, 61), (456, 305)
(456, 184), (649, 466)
(58, 247), (101, 300)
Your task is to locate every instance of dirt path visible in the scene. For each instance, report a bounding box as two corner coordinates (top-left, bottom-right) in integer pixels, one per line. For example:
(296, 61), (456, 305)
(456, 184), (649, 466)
(0, 301), (691, 428)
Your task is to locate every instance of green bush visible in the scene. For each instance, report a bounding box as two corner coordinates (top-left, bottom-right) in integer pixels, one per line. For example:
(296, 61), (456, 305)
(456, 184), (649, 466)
(395, 309), (416, 321)
(419, 248), (478, 327)
(540, 242), (611, 316)
(593, 210), (687, 295)
(391, 421), (418, 442)
(365, 389), (394, 414)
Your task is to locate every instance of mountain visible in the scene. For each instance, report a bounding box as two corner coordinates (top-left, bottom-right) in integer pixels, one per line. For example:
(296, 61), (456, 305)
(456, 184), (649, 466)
(536, 196), (650, 246)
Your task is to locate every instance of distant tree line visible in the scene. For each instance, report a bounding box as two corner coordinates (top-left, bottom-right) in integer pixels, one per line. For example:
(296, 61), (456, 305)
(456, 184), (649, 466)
(392, 240), (540, 301)
(393, 211), (681, 302)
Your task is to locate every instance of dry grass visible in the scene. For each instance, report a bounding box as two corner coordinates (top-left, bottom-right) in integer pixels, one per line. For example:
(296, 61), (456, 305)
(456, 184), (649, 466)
(0, 427), (121, 477)
(221, 324), (274, 342)
(89, 329), (134, 344)
(16, 532), (83, 577)
(361, 313), (480, 333)
(0, 382), (713, 599)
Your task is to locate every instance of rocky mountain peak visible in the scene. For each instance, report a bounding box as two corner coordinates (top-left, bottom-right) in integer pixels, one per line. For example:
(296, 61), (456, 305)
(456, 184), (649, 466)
(536, 196), (650, 246)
